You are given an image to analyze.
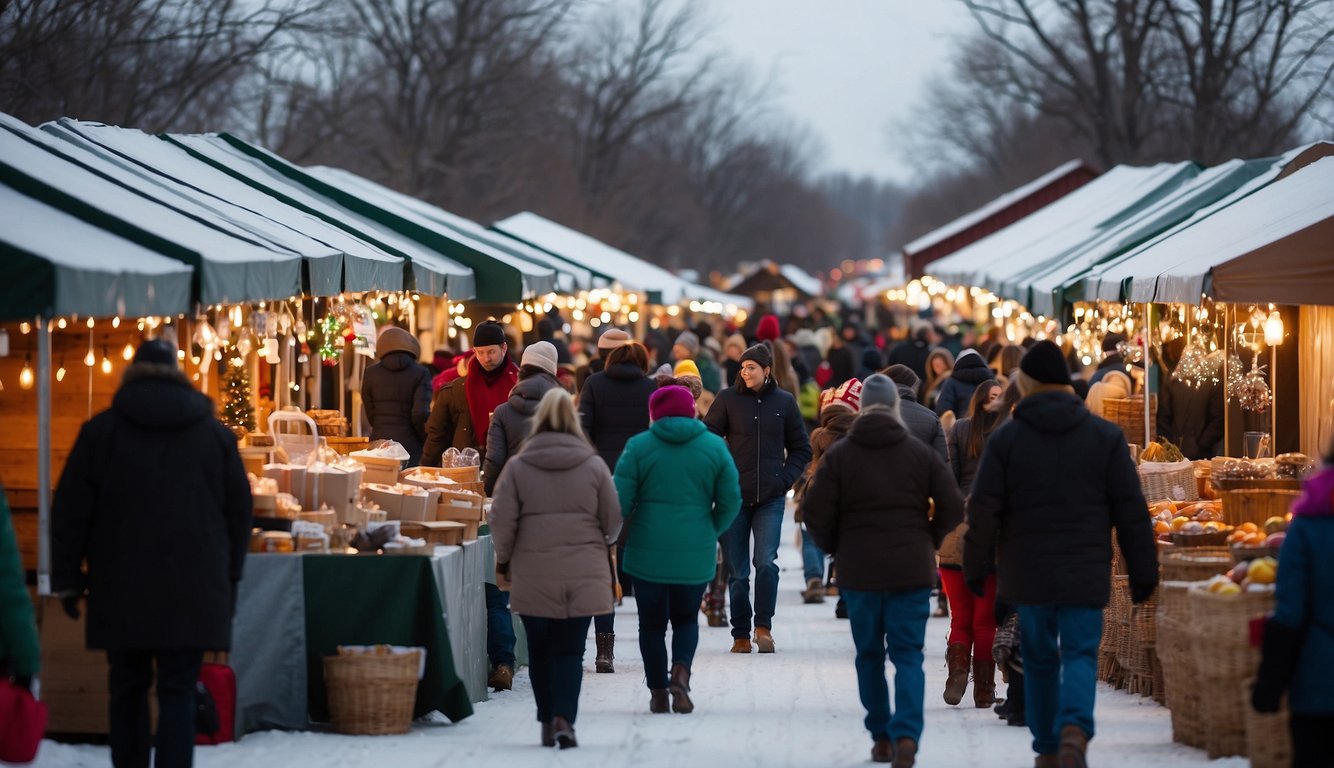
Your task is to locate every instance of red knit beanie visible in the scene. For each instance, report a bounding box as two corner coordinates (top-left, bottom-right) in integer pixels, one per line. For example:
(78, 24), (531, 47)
(756, 314), (781, 342)
(649, 385), (697, 421)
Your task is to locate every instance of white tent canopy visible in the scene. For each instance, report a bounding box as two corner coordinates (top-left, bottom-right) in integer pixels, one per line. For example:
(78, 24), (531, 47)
(43, 119), (406, 295)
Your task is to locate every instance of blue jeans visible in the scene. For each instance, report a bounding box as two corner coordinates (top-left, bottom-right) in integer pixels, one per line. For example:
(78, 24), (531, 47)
(720, 496), (784, 638)
(1018, 604), (1102, 755)
(801, 523), (826, 582)
(520, 615), (592, 724)
(843, 588), (931, 744)
(634, 580), (708, 689)
(486, 582), (516, 669)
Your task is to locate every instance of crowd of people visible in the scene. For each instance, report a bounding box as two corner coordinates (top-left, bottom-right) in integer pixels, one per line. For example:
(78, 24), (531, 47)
(4, 305), (1329, 768)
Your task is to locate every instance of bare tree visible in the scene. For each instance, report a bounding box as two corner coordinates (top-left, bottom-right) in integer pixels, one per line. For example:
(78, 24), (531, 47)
(0, 0), (328, 131)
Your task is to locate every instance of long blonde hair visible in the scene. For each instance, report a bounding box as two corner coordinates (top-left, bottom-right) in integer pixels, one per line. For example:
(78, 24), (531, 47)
(528, 387), (587, 443)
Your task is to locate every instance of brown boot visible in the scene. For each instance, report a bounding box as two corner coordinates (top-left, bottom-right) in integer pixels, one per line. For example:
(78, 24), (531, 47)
(649, 688), (670, 714)
(730, 636), (752, 653)
(754, 627), (775, 653)
(669, 663), (694, 713)
(1058, 725), (1088, 768)
(972, 656), (996, 708)
(892, 737), (916, 768)
(943, 644), (969, 705)
(550, 715), (576, 749)
(1035, 756), (1059, 768)
(871, 739), (894, 763)
(594, 632), (615, 673)
(802, 577), (826, 603)
(488, 664), (513, 691)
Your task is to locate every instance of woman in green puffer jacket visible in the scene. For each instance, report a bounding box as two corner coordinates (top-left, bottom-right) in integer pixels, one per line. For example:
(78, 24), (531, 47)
(0, 486), (40, 688)
(614, 386), (740, 716)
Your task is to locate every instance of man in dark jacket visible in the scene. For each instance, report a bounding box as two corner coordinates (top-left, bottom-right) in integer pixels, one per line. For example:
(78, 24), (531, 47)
(483, 341), (561, 495)
(802, 374), (964, 765)
(882, 365), (949, 462)
(52, 340), (252, 768)
(361, 326), (432, 465)
(704, 343), (811, 654)
(1157, 337), (1225, 460)
(963, 341), (1158, 768)
(422, 321), (519, 467)
(885, 323), (933, 383)
(934, 349), (994, 419)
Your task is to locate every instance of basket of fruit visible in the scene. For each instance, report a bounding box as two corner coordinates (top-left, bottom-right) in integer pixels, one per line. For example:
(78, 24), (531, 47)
(1188, 578), (1276, 758)
(1224, 518), (1288, 559)
(1139, 439), (1197, 501)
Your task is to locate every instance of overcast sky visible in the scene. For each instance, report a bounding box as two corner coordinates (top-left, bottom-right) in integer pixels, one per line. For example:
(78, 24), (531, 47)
(699, 1), (978, 185)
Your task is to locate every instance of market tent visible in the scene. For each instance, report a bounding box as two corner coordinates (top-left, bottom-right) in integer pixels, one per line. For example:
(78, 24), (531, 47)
(42, 119), (405, 296)
(165, 133), (475, 300)
(1081, 143), (1334, 306)
(492, 212), (752, 310)
(925, 163), (1197, 303)
(0, 182), (192, 321)
(306, 166), (594, 295)
(1015, 157), (1274, 317)
(727, 261), (823, 299)
(0, 123), (301, 304)
(206, 133), (544, 303)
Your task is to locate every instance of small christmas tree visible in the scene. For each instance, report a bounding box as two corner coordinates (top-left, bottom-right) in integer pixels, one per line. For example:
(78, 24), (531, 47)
(221, 356), (256, 432)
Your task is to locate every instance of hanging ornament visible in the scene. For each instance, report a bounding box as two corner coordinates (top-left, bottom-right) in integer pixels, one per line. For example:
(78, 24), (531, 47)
(1237, 358), (1272, 412)
(318, 311), (347, 364)
(1226, 354), (1246, 400)
(235, 329), (254, 358)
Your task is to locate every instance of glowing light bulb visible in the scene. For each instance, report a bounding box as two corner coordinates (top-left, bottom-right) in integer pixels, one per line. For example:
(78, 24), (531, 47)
(19, 356), (34, 390)
(57, 318), (67, 329)
(84, 349), (96, 367)
(112, 316), (121, 328)
(56, 364), (66, 382)
(87, 317), (95, 329)
(101, 355), (112, 374)
(1264, 311), (1284, 346)
(123, 342), (135, 360)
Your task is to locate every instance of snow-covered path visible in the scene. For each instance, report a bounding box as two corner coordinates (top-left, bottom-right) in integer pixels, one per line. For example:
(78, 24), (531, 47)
(34, 516), (1245, 767)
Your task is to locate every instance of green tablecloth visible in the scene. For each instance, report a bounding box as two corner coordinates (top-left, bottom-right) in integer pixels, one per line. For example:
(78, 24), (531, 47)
(302, 555), (473, 723)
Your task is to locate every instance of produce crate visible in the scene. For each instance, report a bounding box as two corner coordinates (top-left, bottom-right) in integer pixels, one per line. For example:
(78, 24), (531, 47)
(1220, 489), (1299, 528)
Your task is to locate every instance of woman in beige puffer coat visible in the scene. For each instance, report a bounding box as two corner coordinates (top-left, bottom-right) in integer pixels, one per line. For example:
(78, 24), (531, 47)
(489, 388), (622, 749)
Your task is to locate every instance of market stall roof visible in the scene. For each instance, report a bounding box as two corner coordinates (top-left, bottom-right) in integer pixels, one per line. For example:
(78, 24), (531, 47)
(492, 212), (752, 310)
(727, 260), (823, 298)
(924, 162), (1198, 301)
(0, 182), (193, 321)
(1013, 157), (1274, 317)
(302, 166), (570, 299)
(41, 119), (404, 296)
(164, 133), (474, 300)
(203, 134), (542, 302)
(0, 121), (302, 305)
(1087, 146), (1334, 306)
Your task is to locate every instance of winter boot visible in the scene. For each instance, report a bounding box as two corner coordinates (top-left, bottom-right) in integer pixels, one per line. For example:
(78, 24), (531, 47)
(730, 637), (752, 653)
(835, 598), (848, 619)
(550, 716), (577, 749)
(973, 656), (996, 708)
(802, 577), (826, 604)
(943, 644), (970, 705)
(1058, 725), (1088, 768)
(594, 632), (615, 673)
(669, 663), (694, 713)
(825, 561), (839, 596)
(541, 721), (554, 747)
(871, 740), (894, 763)
(754, 627), (775, 653)
(1006, 670), (1026, 727)
(649, 689), (670, 714)
(1034, 756), (1060, 768)
(892, 737), (917, 768)
(488, 664), (513, 692)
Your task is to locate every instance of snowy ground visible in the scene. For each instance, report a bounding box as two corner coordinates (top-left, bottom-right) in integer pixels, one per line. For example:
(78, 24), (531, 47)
(35, 515), (1246, 768)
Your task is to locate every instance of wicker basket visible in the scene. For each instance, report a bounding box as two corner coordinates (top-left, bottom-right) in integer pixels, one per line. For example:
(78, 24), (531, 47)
(323, 649), (422, 735)
(1220, 489), (1299, 528)
(1242, 678), (1291, 768)
(1186, 589), (1274, 758)
(1156, 612), (1203, 747)
(1106, 394), (1157, 446)
(1159, 547), (1233, 582)
(1140, 460), (1199, 503)
(1126, 588), (1159, 697)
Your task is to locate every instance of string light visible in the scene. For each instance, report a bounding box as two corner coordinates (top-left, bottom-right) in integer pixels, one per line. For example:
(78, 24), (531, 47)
(84, 348), (96, 367)
(87, 317), (95, 329)
(19, 354), (34, 390)
(19, 322), (31, 334)
(56, 318), (67, 329)
(112, 316), (121, 329)
(122, 342), (135, 361)
(56, 356), (67, 382)
(100, 346), (112, 374)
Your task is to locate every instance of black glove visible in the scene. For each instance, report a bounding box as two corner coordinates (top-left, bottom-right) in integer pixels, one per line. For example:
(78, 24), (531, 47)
(60, 593), (81, 620)
(1130, 581), (1157, 605)
(1252, 619), (1302, 713)
(967, 578), (986, 597)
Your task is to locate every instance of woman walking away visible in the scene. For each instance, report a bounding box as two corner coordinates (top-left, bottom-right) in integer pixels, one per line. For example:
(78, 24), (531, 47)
(803, 374), (964, 766)
(1252, 440), (1334, 767)
(615, 386), (740, 714)
(939, 380), (1003, 708)
(934, 349), (994, 419)
(488, 389), (623, 749)
(793, 379), (862, 604)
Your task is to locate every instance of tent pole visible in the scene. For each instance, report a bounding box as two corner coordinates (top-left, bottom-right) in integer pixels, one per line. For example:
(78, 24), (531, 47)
(1143, 303), (1152, 448)
(37, 315), (52, 595)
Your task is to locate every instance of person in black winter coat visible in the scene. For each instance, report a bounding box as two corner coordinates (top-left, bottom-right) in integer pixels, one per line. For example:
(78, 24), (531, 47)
(1156, 338), (1225, 460)
(962, 341), (1158, 767)
(885, 324), (933, 383)
(802, 374), (964, 764)
(935, 349), (994, 419)
(52, 340), (252, 768)
(855, 346), (884, 383)
(882, 365), (948, 462)
(362, 326), (432, 465)
(578, 342), (656, 471)
(704, 343), (812, 654)
(483, 341), (562, 496)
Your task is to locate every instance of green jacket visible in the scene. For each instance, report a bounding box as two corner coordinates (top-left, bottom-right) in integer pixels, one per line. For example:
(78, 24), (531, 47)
(1, 489), (40, 678)
(614, 417), (741, 584)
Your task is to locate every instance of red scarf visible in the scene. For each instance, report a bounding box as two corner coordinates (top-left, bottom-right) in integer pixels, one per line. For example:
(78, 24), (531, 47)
(464, 355), (518, 446)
